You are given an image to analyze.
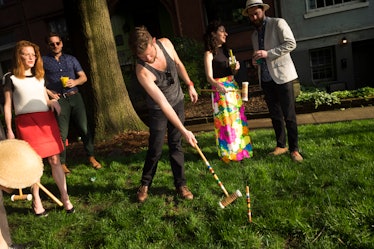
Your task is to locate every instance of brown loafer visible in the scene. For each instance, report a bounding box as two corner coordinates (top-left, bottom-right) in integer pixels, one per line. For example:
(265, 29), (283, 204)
(269, 147), (288, 156)
(137, 185), (149, 203)
(89, 156), (102, 169)
(291, 151), (303, 162)
(62, 164), (71, 175)
(177, 186), (194, 200)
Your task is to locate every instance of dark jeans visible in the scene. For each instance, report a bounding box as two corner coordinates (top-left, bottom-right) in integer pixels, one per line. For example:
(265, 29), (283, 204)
(57, 92), (94, 164)
(141, 100), (186, 188)
(261, 80), (299, 152)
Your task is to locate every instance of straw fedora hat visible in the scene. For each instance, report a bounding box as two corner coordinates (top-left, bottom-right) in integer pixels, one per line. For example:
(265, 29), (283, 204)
(242, 0), (270, 16)
(0, 139), (43, 189)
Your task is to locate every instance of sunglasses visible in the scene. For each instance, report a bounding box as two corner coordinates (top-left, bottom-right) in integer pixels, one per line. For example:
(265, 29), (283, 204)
(165, 71), (174, 85)
(48, 41), (61, 47)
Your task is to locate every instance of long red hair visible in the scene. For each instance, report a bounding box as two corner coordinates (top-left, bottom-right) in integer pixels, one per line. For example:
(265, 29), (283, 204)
(12, 40), (44, 80)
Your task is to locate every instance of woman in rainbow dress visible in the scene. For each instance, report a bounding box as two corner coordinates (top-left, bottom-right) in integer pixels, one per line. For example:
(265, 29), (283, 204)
(203, 20), (253, 163)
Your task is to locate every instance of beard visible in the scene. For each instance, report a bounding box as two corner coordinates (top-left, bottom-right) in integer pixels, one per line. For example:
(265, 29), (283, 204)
(252, 16), (264, 28)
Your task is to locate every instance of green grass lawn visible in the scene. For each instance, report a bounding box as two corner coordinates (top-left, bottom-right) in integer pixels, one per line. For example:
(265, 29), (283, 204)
(4, 119), (374, 249)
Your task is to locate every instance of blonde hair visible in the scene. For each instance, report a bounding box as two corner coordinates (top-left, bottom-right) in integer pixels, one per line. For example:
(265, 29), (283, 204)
(12, 40), (44, 80)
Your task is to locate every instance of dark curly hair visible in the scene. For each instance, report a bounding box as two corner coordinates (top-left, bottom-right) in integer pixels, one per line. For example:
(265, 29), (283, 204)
(203, 20), (227, 56)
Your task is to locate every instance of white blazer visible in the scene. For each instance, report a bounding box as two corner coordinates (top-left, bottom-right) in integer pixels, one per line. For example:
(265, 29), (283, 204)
(252, 17), (298, 84)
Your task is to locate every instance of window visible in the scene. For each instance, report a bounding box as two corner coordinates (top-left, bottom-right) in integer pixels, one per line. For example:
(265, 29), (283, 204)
(309, 47), (336, 82)
(48, 18), (68, 37)
(304, 0), (369, 18)
(308, 0), (353, 9)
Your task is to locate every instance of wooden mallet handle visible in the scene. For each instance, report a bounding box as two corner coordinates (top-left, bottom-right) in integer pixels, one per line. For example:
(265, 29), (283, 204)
(36, 182), (63, 206)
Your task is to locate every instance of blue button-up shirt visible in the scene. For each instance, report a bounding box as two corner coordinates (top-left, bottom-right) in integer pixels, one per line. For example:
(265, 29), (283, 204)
(257, 17), (272, 82)
(42, 53), (82, 94)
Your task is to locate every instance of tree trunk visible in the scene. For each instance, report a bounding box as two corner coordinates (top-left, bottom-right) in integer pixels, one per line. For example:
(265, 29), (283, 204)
(64, 0), (146, 141)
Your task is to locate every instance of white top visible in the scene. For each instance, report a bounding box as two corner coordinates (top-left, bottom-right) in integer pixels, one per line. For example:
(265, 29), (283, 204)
(10, 75), (49, 115)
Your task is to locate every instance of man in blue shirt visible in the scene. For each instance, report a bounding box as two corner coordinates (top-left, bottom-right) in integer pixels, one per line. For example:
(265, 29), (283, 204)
(43, 32), (102, 173)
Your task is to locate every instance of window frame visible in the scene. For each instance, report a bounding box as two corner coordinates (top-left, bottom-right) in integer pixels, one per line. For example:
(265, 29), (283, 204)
(309, 46), (336, 84)
(304, 0), (369, 19)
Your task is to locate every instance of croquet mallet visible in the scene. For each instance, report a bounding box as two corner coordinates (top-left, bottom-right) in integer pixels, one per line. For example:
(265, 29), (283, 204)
(194, 144), (242, 208)
(10, 185), (63, 206)
(11, 188), (32, 201)
(246, 185), (252, 223)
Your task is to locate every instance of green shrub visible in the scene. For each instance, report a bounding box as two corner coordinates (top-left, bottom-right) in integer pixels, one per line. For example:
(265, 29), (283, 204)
(296, 86), (374, 109)
(330, 90), (354, 99)
(331, 87), (374, 99)
(296, 88), (340, 108)
(170, 36), (207, 93)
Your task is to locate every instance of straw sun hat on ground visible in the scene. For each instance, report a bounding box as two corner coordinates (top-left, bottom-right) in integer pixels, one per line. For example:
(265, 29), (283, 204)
(0, 139), (43, 189)
(242, 0), (270, 16)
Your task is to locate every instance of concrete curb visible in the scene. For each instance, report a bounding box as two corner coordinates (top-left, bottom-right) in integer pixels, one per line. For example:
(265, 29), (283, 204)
(186, 106), (374, 133)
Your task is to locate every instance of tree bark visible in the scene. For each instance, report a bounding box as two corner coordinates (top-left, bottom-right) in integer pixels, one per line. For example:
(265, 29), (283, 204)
(64, 0), (146, 141)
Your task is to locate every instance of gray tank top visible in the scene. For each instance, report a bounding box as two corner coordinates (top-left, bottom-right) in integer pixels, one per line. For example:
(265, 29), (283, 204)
(138, 40), (184, 110)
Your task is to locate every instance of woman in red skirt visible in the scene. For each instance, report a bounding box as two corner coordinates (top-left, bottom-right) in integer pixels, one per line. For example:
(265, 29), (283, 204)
(3, 40), (74, 215)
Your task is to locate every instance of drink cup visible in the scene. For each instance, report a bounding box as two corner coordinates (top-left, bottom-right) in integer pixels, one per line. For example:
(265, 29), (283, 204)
(242, 82), (249, 101)
(60, 76), (69, 88)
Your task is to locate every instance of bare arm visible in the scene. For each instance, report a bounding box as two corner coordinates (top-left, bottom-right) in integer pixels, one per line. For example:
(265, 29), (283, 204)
(3, 89), (15, 139)
(64, 70), (87, 88)
(46, 88), (60, 100)
(44, 88), (61, 115)
(160, 38), (198, 103)
(203, 51), (227, 93)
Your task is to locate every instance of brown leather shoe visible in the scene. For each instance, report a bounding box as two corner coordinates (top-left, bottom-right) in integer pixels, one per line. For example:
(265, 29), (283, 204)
(89, 156), (102, 169)
(269, 147), (288, 156)
(177, 186), (194, 200)
(291, 151), (303, 163)
(137, 185), (148, 203)
(62, 164), (71, 175)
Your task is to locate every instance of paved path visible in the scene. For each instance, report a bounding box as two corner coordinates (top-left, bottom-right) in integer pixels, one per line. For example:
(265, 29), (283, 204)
(187, 106), (374, 132)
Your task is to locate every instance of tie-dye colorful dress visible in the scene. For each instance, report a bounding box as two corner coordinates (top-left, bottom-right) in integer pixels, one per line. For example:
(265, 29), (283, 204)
(211, 47), (253, 162)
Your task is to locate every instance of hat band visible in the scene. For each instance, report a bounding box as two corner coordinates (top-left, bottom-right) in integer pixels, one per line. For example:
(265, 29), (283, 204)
(246, 4), (262, 8)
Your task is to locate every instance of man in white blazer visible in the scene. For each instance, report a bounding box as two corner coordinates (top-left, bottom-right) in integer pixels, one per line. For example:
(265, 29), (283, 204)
(243, 0), (303, 162)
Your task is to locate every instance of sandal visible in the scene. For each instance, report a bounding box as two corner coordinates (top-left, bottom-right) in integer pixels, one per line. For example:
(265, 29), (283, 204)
(66, 207), (75, 214)
(32, 202), (48, 217)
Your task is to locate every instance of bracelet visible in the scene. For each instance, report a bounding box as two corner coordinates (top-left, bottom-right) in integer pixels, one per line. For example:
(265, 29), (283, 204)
(187, 81), (194, 87)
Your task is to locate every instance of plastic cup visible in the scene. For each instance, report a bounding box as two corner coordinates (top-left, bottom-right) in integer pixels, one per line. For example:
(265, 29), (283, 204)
(242, 82), (249, 101)
(60, 76), (69, 87)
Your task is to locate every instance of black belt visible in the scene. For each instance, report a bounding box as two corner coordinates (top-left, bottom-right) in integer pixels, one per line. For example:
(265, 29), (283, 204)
(62, 90), (79, 98)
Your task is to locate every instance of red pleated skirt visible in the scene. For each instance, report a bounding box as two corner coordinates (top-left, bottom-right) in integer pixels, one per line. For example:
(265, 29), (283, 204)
(15, 111), (63, 158)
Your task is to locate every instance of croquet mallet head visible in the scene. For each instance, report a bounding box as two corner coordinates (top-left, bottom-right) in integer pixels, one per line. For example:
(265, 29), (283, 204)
(219, 189), (242, 208)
